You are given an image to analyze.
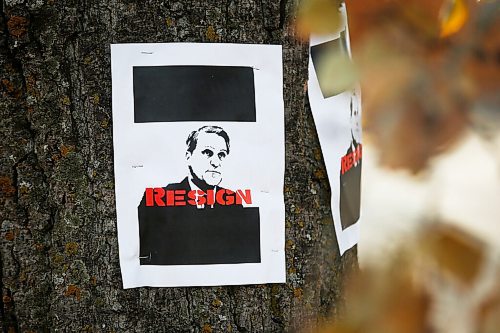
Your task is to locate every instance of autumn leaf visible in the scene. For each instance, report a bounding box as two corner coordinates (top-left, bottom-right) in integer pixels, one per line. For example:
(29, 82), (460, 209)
(420, 223), (485, 286)
(296, 0), (344, 39)
(306, 222), (499, 333)
(372, 276), (431, 333)
(315, 52), (357, 98)
(476, 281), (500, 333)
(439, 0), (469, 38)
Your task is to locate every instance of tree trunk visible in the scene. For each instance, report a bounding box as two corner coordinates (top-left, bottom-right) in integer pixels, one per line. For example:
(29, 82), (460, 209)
(0, 0), (357, 331)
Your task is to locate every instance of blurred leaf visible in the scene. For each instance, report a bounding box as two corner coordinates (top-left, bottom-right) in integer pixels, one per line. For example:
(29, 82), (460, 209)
(477, 295), (500, 333)
(296, 0), (344, 39)
(316, 323), (359, 333)
(357, 34), (469, 172)
(346, 0), (444, 43)
(439, 0), (469, 38)
(337, 266), (431, 333)
(387, 99), (468, 172)
(396, 0), (443, 39)
(464, 12), (500, 98)
(476, 281), (500, 333)
(340, 0), (500, 172)
(373, 276), (431, 333)
(421, 224), (485, 286)
(303, 221), (500, 333)
(316, 53), (358, 97)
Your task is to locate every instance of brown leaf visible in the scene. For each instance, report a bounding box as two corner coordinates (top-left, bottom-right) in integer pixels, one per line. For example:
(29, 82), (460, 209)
(296, 0), (344, 39)
(315, 323), (360, 333)
(374, 276), (431, 333)
(463, 12), (500, 98)
(380, 97), (468, 173)
(340, 267), (431, 333)
(476, 282), (500, 333)
(346, 0), (444, 45)
(421, 224), (485, 286)
(356, 33), (469, 172)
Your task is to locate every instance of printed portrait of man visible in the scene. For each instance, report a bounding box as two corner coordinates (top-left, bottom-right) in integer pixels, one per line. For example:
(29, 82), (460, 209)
(339, 90), (362, 230)
(165, 126), (235, 207)
(138, 126), (260, 266)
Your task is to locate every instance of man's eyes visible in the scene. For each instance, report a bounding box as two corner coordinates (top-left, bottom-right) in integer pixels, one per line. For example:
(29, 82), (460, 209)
(202, 149), (214, 157)
(202, 149), (226, 159)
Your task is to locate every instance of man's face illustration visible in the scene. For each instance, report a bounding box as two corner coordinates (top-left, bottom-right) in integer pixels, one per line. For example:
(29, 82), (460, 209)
(350, 93), (361, 143)
(187, 132), (228, 187)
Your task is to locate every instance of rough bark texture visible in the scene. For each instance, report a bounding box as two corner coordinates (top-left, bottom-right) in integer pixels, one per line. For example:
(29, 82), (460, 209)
(0, 0), (357, 332)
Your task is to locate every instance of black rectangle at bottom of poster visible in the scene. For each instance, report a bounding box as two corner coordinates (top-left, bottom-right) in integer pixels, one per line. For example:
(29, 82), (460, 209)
(139, 206), (261, 265)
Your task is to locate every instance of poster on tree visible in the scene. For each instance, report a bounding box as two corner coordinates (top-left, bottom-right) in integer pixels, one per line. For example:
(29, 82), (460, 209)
(111, 43), (285, 288)
(308, 4), (362, 255)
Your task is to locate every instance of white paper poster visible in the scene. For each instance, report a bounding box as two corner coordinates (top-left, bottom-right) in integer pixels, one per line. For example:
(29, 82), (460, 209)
(308, 6), (362, 255)
(111, 43), (285, 288)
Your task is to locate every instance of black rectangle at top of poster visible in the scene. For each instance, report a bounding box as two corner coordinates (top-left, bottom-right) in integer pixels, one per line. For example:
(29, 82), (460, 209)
(310, 33), (349, 99)
(133, 66), (256, 122)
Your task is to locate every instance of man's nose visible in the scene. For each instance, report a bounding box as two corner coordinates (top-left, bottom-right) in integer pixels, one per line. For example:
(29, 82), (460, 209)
(209, 156), (221, 168)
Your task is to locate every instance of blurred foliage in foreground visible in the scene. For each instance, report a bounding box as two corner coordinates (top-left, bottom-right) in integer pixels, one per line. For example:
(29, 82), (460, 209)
(298, 0), (499, 173)
(296, 1), (500, 332)
(312, 223), (500, 333)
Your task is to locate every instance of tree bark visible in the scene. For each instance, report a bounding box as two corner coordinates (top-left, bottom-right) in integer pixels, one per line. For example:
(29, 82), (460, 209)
(0, 0), (357, 331)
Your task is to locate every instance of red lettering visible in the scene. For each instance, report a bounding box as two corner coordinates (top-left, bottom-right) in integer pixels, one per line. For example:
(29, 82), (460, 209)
(153, 188), (165, 206)
(187, 190), (206, 206)
(187, 190), (196, 205)
(166, 190), (175, 206)
(145, 187), (257, 207)
(174, 190), (186, 206)
(341, 146), (363, 175)
(206, 189), (215, 206)
(216, 189), (227, 205)
(145, 188), (154, 206)
(225, 190), (235, 205)
(236, 189), (252, 204)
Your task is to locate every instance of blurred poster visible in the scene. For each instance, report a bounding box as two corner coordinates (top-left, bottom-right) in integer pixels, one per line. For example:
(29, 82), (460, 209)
(308, 5), (362, 255)
(111, 43), (285, 288)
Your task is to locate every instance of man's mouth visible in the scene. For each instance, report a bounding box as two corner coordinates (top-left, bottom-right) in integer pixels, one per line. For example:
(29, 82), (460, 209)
(206, 170), (221, 175)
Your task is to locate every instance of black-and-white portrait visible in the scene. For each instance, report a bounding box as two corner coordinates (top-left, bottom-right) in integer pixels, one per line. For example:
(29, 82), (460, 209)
(339, 91), (362, 230)
(138, 126), (260, 266)
(308, 4), (361, 255)
(111, 43), (285, 288)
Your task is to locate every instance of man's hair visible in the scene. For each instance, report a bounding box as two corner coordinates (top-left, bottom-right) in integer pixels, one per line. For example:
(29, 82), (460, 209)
(186, 126), (230, 154)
